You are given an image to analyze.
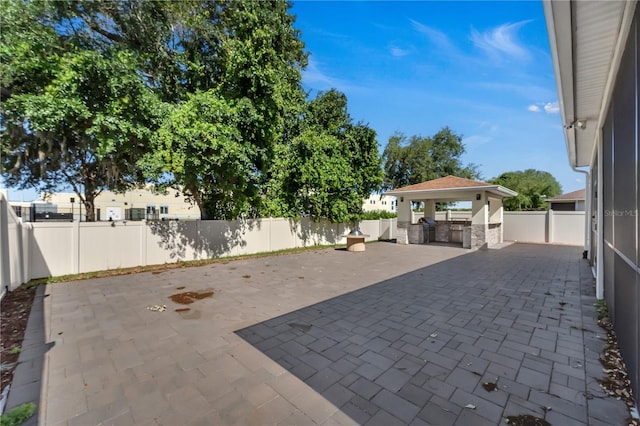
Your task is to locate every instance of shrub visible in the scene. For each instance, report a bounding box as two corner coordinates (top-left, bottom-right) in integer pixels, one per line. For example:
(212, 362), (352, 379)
(0, 402), (36, 426)
(359, 210), (397, 220)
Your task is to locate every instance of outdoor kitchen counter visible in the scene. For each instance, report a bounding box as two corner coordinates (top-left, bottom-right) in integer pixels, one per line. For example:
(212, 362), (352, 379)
(434, 220), (470, 243)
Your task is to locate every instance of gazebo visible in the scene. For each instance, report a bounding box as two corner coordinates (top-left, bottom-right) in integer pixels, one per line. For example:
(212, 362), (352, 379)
(384, 176), (517, 249)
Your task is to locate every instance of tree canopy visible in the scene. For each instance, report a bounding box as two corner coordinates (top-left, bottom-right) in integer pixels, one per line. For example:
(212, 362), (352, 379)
(136, 0), (309, 219)
(1, 1), (162, 220)
(490, 169), (562, 210)
(1, 1), (384, 223)
(261, 89), (383, 223)
(382, 127), (480, 190)
(1, 0), (309, 220)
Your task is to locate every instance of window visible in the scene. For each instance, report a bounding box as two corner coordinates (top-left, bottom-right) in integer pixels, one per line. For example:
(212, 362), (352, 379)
(160, 206), (169, 214)
(146, 205), (156, 214)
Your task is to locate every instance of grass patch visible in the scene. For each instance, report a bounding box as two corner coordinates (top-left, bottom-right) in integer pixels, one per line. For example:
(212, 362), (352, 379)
(595, 299), (608, 321)
(8, 346), (21, 355)
(0, 402), (36, 426)
(24, 242), (367, 287)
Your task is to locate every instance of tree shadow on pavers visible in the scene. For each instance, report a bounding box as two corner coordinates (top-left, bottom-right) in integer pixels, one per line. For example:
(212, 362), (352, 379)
(235, 243), (622, 425)
(146, 218), (258, 261)
(5, 285), (55, 426)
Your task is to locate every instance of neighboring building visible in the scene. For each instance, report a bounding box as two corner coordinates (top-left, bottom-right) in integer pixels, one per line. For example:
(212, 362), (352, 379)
(35, 187), (201, 221)
(362, 194), (397, 213)
(546, 189), (586, 211)
(545, 0), (639, 399)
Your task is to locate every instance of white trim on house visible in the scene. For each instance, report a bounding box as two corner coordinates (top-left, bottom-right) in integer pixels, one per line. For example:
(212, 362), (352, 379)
(384, 185), (517, 199)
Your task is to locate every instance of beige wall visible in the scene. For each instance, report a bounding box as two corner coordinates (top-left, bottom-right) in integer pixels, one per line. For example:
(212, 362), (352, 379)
(503, 211), (585, 245)
(9, 217), (398, 283)
(551, 211), (586, 246)
(503, 212), (548, 242)
(44, 187), (201, 220)
(411, 211), (473, 223)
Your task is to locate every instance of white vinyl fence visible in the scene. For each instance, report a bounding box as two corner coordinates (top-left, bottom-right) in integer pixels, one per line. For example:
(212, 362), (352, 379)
(0, 193), (27, 297)
(2, 190), (586, 293)
(2, 193), (398, 290)
(503, 211), (585, 246)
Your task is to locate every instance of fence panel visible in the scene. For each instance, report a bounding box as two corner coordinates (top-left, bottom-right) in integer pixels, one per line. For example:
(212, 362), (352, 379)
(503, 211), (585, 246)
(8, 216), (412, 285)
(503, 212), (548, 243)
(552, 212), (585, 246)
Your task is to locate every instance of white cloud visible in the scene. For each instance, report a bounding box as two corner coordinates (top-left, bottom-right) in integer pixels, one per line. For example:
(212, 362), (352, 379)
(390, 46), (410, 57)
(527, 101), (559, 114)
(410, 19), (455, 51)
(463, 135), (492, 145)
(302, 57), (340, 89)
(543, 101), (559, 114)
(470, 20), (532, 60)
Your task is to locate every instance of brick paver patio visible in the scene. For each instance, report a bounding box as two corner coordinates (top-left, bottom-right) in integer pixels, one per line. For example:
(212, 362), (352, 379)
(6, 242), (631, 425)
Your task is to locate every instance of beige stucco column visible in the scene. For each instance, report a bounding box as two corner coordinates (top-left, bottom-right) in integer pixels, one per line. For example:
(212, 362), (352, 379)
(471, 192), (489, 249)
(490, 197), (504, 243)
(424, 200), (436, 219)
(396, 195), (412, 244)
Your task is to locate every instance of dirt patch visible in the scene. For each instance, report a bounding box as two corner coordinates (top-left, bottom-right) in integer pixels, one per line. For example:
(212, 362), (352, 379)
(482, 382), (498, 392)
(504, 415), (550, 426)
(1, 286), (36, 391)
(169, 290), (214, 305)
(176, 286), (185, 290)
(242, 275), (251, 279)
(175, 308), (191, 313)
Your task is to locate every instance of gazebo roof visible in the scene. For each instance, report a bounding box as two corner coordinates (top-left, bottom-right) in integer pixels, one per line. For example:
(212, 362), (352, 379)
(384, 175), (517, 199)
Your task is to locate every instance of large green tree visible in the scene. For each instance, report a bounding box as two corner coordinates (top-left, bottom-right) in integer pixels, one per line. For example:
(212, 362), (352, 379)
(261, 89), (383, 222)
(490, 169), (562, 210)
(1, 1), (161, 221)
(138, 0), (308, 219)
(1, 0), (308, 220)
(382, 127), (480, 190)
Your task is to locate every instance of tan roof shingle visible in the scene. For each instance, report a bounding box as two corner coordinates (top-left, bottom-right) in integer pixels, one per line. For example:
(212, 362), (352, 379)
(391, 175), (492, 192)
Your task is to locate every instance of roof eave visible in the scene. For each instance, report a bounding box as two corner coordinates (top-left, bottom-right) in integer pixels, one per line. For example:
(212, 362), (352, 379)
(383, 185), (517, 198)
(543, 0), (579, 168)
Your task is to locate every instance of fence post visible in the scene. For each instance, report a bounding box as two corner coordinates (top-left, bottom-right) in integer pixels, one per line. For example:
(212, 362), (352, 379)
(22, 223), (31, 284)
(547, 209), (554, 243)
(140, 222), (148, 267)
(72, 220), (80, 274)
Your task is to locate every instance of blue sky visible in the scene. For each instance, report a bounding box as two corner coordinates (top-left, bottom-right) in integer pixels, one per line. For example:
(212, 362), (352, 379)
(291, 0), (583, 193)
(4, 1), (582, 202)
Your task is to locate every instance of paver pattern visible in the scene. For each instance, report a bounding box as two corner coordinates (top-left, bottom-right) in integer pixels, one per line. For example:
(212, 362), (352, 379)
(6, 242), (631, 425)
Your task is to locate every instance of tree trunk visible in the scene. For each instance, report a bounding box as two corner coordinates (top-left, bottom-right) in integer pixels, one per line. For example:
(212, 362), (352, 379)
(82, 182), (97, 222)
(83, 198), (95, 222)
(187, 183), (209, 220)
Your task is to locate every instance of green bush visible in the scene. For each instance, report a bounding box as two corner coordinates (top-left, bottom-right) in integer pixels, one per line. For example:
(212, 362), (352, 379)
(359, 210), (397, 220)
(0, 402), (36, 426)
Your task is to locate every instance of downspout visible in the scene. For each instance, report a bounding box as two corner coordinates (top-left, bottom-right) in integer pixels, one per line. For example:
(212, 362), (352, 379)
(572, 165), (590, 259)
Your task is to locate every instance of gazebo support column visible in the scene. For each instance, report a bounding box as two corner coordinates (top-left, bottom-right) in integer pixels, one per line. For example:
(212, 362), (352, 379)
(396, 196), (412, 244)
(471, 192), (489, 249)
(424, 200), (436, 219)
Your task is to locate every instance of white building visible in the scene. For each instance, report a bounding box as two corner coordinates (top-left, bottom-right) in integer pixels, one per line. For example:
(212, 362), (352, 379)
(362, 194), (397, 213)
(32, 187), (201, 221)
